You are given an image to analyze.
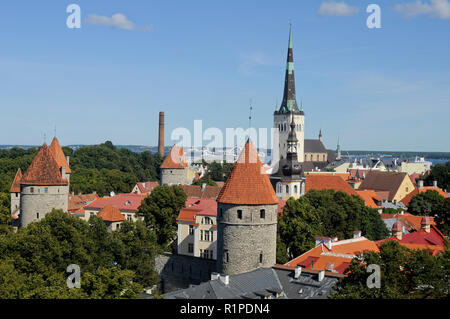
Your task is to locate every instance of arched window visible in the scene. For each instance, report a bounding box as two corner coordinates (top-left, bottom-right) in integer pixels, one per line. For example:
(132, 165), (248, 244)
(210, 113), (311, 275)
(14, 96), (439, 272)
(285, 185), (289, 193)
(294, 185), (298, 193)
(259, 252), (263, 263)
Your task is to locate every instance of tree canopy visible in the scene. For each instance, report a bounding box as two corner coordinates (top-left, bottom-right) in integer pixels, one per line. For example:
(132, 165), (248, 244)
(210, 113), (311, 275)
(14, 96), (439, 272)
(422, 161), (450, 191)
(408, 190), (449, 236)
(277, 189), (390, 262)
(330, 240), (449, 299)
(0, 141), (163, 197)
(138, 185), (187, 248)
(0, 209), (160, 299)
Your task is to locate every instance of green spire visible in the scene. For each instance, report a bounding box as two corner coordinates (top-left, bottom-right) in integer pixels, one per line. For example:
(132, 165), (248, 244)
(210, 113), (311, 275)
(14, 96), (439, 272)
(277, 21), (300, 114)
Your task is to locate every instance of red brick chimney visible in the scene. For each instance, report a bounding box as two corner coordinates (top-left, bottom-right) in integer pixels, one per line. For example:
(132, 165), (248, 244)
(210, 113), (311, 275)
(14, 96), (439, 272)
(392, 222), (402, 240)
(158, 112), (165, 157)
(421, 216), (432, 233)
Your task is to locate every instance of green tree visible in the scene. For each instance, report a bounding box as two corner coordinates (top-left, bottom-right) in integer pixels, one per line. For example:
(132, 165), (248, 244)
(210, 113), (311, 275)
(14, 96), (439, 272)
(409, 190), (445, 216)
(330, 240), (450, 299)
(0, 209), (161, 299)
(278, 190), (389, 260)
(0, 193), (11, 234)
(423, 161), (450, 190)
(138, 185), (187, 247)
(278, 197), (323, 259)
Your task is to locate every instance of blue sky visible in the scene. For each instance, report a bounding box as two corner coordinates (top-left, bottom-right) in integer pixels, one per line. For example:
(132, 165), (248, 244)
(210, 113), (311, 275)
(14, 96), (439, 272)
(0, 0), (449, 151)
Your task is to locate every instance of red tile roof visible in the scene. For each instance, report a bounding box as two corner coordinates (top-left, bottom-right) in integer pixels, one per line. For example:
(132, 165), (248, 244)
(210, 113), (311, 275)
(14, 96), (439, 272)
(377, 225), (445, 248)
(21, 144), (68, 186)
(285, 237), (379, 274)
(179, 185), (223, 199)
(49, 137), (71, 174)
(135, 181), (159, 194)
(217, 140), (279, 205)
(160, 144), (187, 169)
(400, 186), (449, 206)
(356, 190), (382, 208)
(98, 205), (125, 222)
(398, 213), (436, 231)
(10, 168), (22, 193)
(177, 198), (217, 222)
(84, 193), (147, 212)
(68, 193), (100, 212)
(305, 175), (358, 196)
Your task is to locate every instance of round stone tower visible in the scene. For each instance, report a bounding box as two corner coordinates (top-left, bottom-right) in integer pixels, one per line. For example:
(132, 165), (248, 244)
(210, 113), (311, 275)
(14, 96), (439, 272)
(20, 143), (69, 227)
(216, 140), (279, 275)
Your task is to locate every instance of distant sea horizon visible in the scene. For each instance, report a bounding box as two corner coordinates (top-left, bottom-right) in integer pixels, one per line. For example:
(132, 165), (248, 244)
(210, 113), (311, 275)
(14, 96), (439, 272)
(1, 144), (450, 164)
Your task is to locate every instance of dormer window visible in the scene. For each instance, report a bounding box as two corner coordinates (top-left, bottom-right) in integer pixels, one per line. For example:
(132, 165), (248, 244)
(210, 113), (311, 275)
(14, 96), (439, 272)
(125, 201), (131, 206)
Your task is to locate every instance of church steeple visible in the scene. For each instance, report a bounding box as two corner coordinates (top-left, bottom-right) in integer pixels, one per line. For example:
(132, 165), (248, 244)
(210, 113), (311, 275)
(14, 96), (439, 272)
(277, 22), (301, 114)
(336, 136), (342, 160)
(282, 113), (302, 176)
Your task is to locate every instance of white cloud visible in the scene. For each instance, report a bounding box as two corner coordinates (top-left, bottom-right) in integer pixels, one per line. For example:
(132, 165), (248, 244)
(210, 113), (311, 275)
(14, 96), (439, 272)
(395, 0), (450, 19)
(86, 13), (154, 31)
(318, 1), (359, 16)
(238, 52), (278, 76)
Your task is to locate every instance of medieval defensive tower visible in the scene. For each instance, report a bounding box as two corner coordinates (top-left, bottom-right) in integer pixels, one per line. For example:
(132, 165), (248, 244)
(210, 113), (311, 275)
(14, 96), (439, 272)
(216, 140), (279, 275)
(19, 140), (69, 227)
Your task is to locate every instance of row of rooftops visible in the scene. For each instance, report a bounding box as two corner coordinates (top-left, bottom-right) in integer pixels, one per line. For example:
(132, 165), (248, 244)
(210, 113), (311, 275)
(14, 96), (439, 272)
(162, 265), (343, 299)
(285, 215), (445, 275)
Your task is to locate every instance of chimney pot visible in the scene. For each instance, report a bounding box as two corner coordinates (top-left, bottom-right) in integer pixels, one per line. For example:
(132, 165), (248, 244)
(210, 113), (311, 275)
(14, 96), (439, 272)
(418, 180), (424, 189)
(318, 270), (325, 282)
(353, 230), (362, 238)
(433, 180), (437, 188)
(211, 272), (220, 281)
(219, 274), (229, 285)
(294, 266), (302, 279)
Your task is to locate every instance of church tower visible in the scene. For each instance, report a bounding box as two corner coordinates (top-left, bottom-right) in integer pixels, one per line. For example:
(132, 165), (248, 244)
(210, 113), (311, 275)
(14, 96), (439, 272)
(270, 114), (305, 200)
(274, 22), (305, 163)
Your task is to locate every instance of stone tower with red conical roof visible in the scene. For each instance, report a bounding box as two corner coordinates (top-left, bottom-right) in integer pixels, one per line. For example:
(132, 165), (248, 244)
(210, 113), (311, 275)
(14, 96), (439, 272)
(160, 144), (189, 185)
(216, 139), (279, 275)
(19, 143), (69, 227)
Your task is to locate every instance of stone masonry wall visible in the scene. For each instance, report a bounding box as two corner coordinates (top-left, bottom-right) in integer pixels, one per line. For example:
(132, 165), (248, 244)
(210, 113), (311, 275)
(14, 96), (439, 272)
(20, 185), (69, 227)
(216, 203), (277, 275)
(155, 253), (216, 293)
(161, 168), (187, 186)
